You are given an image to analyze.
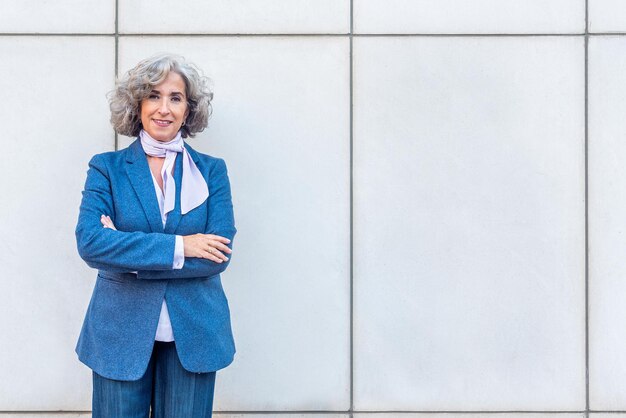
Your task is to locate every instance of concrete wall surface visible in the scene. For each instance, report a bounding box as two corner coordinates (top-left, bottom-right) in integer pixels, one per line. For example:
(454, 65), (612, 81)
(0, 0), (623, 416)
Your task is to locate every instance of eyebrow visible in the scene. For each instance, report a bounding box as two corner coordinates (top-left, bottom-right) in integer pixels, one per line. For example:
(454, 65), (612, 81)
(150, 89), (185, 96)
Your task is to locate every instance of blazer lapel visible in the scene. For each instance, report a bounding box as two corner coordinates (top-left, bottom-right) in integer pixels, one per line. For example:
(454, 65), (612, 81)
(125, 139), (164, 233)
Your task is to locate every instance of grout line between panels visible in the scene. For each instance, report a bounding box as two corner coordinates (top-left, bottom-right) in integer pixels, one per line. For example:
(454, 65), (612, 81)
(3, 32), (626, 39)
(5, 32), (625, 37)
(352, 32), (585, 37)
(584, 0), (590, 415)
(587, 32), (626, 36)
(0, 411), (593, 414)
(114, 0), (119, 151)
(0, 32), (115, 36)
(114, 32), (587, 37)
(349, 0), (355, 415)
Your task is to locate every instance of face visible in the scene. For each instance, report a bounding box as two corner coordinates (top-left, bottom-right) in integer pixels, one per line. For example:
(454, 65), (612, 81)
(140, 71), (189, 142)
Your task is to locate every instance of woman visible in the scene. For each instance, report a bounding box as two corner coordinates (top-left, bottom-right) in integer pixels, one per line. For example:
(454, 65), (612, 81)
(75, 53), (236, 417)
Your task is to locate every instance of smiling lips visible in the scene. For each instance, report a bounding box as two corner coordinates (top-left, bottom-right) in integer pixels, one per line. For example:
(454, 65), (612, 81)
(153, 119), (173, 127)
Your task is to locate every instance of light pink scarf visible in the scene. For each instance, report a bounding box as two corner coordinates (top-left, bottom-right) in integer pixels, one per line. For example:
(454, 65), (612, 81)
(140, 129), (209, 215)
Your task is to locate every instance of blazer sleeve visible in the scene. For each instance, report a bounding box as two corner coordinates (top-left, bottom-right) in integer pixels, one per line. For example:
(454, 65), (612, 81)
(136, 157), (237, 280)
(75, 154), (177, 272)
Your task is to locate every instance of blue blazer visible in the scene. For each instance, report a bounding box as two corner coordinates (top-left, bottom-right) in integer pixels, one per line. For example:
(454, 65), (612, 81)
(75, 138), (237, 381)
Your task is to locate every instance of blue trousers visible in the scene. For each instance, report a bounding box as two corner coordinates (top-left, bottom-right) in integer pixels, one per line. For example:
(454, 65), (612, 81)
(92, 341), (216, 418)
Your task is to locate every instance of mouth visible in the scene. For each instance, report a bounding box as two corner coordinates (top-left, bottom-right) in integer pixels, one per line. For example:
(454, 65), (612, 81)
(152, 119), (173, 127)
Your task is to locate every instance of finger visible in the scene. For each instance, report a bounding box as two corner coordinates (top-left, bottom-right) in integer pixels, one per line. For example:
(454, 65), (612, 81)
(205, 234), (231, 244)
(205, 245), (229, 262)
(204, 244), (228, 261)
(104, 216), (117, 230)
(208, 240), (232, 254)
(200, 249), (223, 263)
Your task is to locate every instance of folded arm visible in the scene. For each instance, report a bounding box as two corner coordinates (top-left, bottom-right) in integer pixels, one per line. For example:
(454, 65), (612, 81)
(76, 155), (236, 278)
(75, 154), (177, 272)
(137, 158), (237, 280)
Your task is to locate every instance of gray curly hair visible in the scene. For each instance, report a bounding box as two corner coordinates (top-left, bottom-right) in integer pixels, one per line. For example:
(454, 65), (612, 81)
(109, 53), (214, 138)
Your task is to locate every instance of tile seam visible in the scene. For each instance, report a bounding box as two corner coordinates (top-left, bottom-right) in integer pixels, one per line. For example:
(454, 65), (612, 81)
(349, 1), (355, 417)
(0, 410), (594, 414)
(585, 0), (590, 415)
(0, 33), (612, 37)
(114, 0), (119, 151)
(0, 33), (115, 36)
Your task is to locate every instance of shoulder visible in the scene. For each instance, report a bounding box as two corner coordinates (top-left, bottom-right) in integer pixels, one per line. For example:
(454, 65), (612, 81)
(85, 144), (134, 175)
(87, 147), (138, 179)
(89, 149), (125, 162)
(184, 142), (230, 176)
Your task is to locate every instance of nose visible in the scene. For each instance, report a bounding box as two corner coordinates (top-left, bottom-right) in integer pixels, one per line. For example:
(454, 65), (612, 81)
(158, 97), (170, 114)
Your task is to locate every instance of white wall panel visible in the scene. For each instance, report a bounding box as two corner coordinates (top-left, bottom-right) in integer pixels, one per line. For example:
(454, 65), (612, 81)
(589, 36), (626, 409)
(221, 415), (348, 418)
(354, 415), (585, 418)
(589, 0), (626, 32)
(0, 415), (91, 418)
(0, 37), (115, 410)
(119, 36), (350, 410)
(354, 0), (584, 34)
(353, 36), (585, 410)
(0, 415), (347, 418)
(119, 0), (350, 34)
(0, 0), (114, 33)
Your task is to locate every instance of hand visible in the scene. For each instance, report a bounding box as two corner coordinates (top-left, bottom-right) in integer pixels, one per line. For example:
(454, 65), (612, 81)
(101, 214), (117, 230)
(183, 234), (232, 263)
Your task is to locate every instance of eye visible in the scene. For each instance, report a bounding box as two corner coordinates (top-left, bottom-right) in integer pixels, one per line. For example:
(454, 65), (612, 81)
(148, 93), (159, 100)
(171, 96), (182, 103)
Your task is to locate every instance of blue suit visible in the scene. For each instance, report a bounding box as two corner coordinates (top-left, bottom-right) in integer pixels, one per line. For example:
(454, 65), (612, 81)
(75, 138), (237, 381)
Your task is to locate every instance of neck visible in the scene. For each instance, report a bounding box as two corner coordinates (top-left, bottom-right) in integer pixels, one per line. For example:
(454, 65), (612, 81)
(140, 129), (182, 145)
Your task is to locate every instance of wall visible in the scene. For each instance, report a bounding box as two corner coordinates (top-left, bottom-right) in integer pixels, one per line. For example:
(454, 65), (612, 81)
(0, 0), (624, 417)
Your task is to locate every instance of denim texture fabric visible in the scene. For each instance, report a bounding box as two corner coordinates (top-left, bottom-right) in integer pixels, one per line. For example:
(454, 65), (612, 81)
(92, 341), (216, 418)
(75, 139), (237, 380)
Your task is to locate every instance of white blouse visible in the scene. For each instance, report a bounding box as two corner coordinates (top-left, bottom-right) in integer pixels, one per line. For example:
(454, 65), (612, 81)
(149, 170), (185, 342)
